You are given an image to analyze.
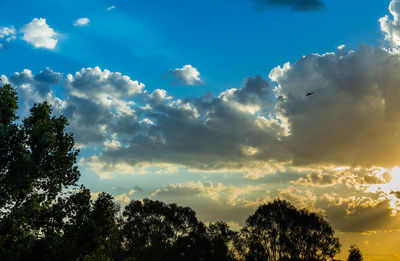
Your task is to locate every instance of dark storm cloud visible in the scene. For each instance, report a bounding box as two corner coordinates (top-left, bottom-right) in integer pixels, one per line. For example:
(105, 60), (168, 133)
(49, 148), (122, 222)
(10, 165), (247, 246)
(253, 0), (324, 11)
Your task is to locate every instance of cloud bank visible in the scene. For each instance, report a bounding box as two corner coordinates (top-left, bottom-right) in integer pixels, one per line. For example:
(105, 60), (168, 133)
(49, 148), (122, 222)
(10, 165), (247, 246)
(8, 44), (400, 170)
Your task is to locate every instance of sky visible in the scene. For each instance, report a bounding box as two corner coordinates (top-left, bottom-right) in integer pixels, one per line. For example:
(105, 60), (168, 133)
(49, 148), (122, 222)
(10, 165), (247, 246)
(2, 0), (400, 259)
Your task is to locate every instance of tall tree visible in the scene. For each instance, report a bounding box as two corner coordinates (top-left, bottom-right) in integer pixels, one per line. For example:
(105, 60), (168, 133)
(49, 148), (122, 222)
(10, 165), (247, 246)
(234, 199), (341, 261)
(0, 84), (80, 259)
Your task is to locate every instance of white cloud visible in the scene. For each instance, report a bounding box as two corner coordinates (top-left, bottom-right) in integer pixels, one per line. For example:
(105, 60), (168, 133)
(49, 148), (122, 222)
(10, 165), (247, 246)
(21, 18), (58, 49)
(381, 0), (400, 46)
(0, 26), (16, 49)
(8, 68), (63, 116)
(107, 5), (116, 11)
(0, 26), (16, 39)
(62, 66), (144, 144)
(168, 65), (204, 86)
(380, 0), (400, 48)
(0, 74), (8, 84)
(74, 18), (90, 27)
(65, 66), (144, 100)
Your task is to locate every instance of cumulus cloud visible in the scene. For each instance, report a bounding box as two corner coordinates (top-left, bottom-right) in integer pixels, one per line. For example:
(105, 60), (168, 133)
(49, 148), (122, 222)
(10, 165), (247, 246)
(380, 0), (400, 47)
(273, 44), (400, 168)
(92, 74), (287, 169)
(84, 44), (400, 171)
(10, 67), (62, 97)
(168, 65), (204, 86)
(18, 41), (400, 173)
(253, 0), (324, 11)
(10, 43), (400, 173)
(62, 66), (144, 144)
(107, 5), (116, 11)
(6, 68), (63, 116)
(65, 66), (143, 100)
(21, 18), (59, 49)
(74, 18), (90, 27)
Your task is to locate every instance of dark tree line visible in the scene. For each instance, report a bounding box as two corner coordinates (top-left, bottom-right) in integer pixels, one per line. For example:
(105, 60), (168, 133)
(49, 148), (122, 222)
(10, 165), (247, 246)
(0, 84), (360, 260)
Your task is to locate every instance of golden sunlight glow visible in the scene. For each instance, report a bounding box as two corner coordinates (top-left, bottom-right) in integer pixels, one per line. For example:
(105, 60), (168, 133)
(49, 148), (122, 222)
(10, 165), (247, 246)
(366, 167), (400, 214)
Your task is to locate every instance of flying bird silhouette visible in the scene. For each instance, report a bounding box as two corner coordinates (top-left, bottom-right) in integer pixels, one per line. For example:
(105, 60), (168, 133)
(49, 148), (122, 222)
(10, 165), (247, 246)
(305, 92), (314, 96)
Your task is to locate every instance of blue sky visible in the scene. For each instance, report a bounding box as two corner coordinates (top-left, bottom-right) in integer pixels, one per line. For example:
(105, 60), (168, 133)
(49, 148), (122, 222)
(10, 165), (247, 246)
(3, 0), (400, 259)
(0, 0), (389, 98)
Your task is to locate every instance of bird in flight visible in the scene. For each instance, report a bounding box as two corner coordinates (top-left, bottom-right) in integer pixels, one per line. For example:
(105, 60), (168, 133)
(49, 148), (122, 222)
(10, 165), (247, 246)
(305, 92), (314, 96)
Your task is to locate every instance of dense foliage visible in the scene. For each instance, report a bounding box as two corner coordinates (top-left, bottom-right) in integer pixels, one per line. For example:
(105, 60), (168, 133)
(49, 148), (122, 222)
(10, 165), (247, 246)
(0, 84), (347, 260)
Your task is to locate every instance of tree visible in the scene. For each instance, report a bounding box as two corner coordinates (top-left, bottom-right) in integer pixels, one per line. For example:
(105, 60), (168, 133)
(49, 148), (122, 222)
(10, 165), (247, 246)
(121, 199), (237, 261)
(54, 187), (121, 261)
(0, 84), (80, 259)
(347, 245), (363, 261)
(121, 199), (203, 260)
(205, 222), (238, 261)
(234, 199), (341, 261)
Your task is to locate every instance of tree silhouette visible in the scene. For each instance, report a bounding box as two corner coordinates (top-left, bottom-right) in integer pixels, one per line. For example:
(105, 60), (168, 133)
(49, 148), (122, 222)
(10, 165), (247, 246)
(25, 187), (122, 261)
(205, 222), (238, 260)
(234, 199), (341, 261)
(0, 84), (80, 260)
(347, 245), (363, 261)
(121, 199), (236, 261)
